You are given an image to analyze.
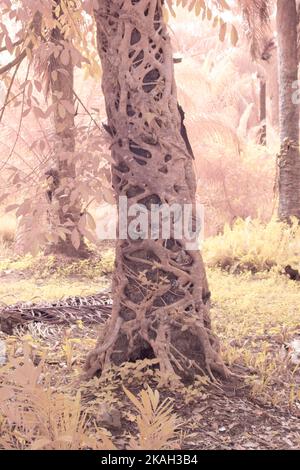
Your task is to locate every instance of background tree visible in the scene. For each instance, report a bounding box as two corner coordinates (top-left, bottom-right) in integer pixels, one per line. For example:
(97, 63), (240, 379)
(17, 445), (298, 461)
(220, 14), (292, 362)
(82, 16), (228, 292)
(229, 0), (300, 220)
(276, 0), (300, 220)
(0, 0), (106, 256)
(45, 0), (87, 257)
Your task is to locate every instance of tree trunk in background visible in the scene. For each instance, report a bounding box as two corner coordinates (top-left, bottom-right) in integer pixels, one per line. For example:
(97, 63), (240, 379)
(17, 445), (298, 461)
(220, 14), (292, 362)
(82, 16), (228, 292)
(14, 216), (30, 256)
(259, 78), (267, 145)
(268, 49), (279, 130)
(47, 1), (87, 258)
(85, 0), (229, 382)
(261, 37), (279, 131)
(277, 0), (300, 220)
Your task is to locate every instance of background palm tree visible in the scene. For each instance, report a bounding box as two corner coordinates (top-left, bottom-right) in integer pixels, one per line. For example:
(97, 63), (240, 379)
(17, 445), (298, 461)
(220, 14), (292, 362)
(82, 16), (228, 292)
(276, 0), (300, 220)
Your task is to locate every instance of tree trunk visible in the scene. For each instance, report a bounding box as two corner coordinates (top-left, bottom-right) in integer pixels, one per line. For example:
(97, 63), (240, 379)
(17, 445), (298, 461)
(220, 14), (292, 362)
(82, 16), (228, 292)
(261, 36), (279, 131)
(46, 1), (87, 258)
(268, 47), (279, 130)
(259, 78), (267, 145)
(277, 0), (300, 220)
(85, 0), (229, 382)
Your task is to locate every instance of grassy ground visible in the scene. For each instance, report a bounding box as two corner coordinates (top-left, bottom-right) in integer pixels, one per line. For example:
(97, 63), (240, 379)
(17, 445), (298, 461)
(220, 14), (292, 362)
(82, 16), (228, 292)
(0, 250), (114, 304)
(0, 246), (300, 449)
(210, 269), (300, 411)
(210, 269), (300, 343)
(0, 278), (106, 305)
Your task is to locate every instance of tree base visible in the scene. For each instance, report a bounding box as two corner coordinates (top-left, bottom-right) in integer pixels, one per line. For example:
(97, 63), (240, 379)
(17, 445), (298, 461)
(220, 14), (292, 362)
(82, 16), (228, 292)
(84, 310), (231, 383)
(44, 239), (91, 259)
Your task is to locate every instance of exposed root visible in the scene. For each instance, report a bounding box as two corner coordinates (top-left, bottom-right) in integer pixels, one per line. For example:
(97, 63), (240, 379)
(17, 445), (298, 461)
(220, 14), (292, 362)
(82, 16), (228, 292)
(83, 316), (124, 380)
(83, 304), (231, 384)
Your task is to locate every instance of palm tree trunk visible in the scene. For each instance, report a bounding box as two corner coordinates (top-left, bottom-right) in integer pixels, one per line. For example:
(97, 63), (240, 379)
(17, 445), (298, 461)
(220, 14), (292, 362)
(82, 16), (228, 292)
(268, 49), (279, 130)
(85, 0), (229, 382)
(259, 79), (267, 145)
(277, 0), (300, 220)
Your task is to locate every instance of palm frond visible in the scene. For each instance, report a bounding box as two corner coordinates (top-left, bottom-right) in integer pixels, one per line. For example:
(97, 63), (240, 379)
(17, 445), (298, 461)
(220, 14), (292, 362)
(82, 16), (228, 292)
(237, 0), (272, 59)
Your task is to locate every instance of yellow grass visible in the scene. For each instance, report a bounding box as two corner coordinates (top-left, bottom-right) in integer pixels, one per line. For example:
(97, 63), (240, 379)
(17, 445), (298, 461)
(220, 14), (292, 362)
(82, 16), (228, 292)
(0, 278), (108, 305)
(204, 217), (300, 272)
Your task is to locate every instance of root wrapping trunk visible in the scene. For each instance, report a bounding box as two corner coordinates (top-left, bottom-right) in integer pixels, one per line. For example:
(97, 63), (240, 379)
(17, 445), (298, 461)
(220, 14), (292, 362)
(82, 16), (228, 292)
(85, 0), (229, 382)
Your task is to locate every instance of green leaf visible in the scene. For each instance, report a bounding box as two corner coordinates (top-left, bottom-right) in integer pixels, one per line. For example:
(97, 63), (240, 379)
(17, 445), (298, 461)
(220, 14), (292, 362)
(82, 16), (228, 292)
(231, 25), (239, 47)
(71, 228), (81, 250)
(219, 0), (231, 10)
(5, 203), (19, 213)
(195, 0), (205, 16)
(219, 21), (227, 42)
(58, 103), (66, 119)
(60, 49), (70, 66)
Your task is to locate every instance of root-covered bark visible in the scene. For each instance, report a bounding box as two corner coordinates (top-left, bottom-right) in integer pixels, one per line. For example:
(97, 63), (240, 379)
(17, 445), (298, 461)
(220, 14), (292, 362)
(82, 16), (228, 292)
(85, 0), (230, 382)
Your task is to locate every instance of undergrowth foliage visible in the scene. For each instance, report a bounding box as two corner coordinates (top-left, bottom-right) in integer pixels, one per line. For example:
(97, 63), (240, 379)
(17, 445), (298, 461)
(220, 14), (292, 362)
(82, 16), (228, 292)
(0, 248), (115, 279)
(124, 386), (179, 450)
(0, 343), (178, 450)
(204, 217), (300, 272)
